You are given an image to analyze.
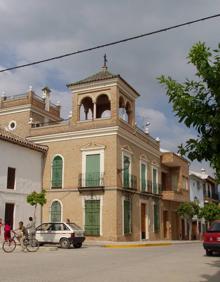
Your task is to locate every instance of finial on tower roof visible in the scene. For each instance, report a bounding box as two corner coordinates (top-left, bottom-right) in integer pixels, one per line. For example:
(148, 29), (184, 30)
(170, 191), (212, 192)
(102, 54), (108, 70)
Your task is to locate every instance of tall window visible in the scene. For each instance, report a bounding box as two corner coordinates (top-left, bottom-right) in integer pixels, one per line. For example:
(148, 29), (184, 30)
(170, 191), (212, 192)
(123, 155), (131, 188)
(172, 173), (178, 191)
(124, 199), (131, 234)
(7, 167), (16, 189)
(152, 167), (158, 194)
(86, 154), (100, 187)
(140, 162), (147, 192)
(51, 201), (62, 222)
(51, 156), (63, 188)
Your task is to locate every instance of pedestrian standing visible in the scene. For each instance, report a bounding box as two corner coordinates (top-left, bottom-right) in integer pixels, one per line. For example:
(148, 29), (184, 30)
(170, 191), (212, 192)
(26, 217), (36, 240)
(0, 218), (2, 236)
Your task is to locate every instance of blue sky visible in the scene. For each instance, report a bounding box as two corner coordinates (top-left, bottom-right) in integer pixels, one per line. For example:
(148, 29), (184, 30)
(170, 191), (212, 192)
(0, 0), (220, 175)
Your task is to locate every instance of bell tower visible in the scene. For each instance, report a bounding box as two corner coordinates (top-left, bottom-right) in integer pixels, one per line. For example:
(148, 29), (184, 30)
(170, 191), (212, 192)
(67, 57), (139, 130)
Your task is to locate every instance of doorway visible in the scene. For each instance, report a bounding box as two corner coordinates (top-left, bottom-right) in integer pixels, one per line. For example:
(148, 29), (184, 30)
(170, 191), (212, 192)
(141, 203), (146, 239)
(4, 203), (14, 229)
(163, 210), (169, 239)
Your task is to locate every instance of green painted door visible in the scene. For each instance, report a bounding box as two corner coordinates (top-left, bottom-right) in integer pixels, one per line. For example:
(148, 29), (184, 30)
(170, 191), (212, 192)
(85, 200), (100, 236)
(123, 156), (130, 188)
(86, 154), (100, 187)
(124, 200), (131, 234)
(154, 203), (160, 233)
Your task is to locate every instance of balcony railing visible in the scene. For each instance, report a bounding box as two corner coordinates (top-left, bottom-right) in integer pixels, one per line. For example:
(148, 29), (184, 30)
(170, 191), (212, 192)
(78, 173), (104, 190)
(122, 174), (137, 190)
(141, 180), (161, 195)
(212, 193), (219, 200)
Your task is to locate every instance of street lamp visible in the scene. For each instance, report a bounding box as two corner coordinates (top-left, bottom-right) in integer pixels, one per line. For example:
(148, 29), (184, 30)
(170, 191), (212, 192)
(117, 157), (130, 173)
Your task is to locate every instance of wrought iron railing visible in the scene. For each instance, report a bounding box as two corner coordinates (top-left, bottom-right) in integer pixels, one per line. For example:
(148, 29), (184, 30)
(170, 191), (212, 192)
(123, 174), (137, 190)
(141, 180), (161, 194)
(31, 119), (68, 128)
(78, 172), (104, 188)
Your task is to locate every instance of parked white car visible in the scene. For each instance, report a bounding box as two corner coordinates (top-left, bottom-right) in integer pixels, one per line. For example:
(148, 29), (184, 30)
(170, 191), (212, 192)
(35, 222), (85, 248)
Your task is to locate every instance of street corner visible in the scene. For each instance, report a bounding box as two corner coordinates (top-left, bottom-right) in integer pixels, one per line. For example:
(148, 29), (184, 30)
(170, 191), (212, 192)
(102, 242), (172, 248)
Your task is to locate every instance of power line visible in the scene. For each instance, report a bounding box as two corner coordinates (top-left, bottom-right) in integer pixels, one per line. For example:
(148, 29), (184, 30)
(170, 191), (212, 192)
(1, 13), (220, 73)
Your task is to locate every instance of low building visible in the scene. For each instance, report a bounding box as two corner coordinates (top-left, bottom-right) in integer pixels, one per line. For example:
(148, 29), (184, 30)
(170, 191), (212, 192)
(189, 169), (219, 239)
(0, 128), (47, 230)
(161, 151), (190, 240)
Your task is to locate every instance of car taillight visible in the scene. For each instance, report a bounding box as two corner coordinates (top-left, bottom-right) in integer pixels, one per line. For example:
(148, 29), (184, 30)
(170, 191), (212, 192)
(71, 233), (75, 238)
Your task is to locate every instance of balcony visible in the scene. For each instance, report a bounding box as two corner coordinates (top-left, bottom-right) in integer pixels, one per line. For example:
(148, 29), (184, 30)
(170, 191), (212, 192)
(78, 173), (104, 192)
(162, 189), (189, 202)
(204, 193), (219, 203)
(122, 174), (137, 191)
(141, 180), (161, 196)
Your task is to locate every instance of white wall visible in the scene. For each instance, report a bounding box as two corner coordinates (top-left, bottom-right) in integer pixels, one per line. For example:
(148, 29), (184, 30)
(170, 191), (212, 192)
(0, 140), (43, 229)
(189, 175), (204, 207)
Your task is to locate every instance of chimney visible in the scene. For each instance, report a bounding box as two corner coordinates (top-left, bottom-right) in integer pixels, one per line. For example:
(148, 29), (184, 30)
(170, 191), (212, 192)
(201, 168), (206, 174)
(42, 86), (51, 111)
(144, 122), (151, 134)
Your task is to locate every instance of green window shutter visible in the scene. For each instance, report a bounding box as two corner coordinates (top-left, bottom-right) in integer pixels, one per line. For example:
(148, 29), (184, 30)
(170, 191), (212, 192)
(85, 200), (100, 236)
(141, 163), (146, 191)
(123, 156), (130, 188)
(154, 203), (160, 233)
(124, 200), (131, 234)
(172, 174), (178, 191)
(51, 201), (61, 222)
(153, 168), (158, 193)
(86, 154), (100, 187)
(52, 156), (63, 188)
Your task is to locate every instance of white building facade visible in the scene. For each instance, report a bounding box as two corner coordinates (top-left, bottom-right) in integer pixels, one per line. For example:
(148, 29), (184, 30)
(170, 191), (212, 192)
(189, 172), (205, 207)
(0, 128), (47, 230)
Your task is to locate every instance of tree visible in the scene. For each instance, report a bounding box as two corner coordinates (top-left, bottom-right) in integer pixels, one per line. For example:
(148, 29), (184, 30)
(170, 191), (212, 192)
(27, 190), (47, 218)
(200, 202), (220, 224)
(177, 202), (200, 240)
(159, 42), (220, 182)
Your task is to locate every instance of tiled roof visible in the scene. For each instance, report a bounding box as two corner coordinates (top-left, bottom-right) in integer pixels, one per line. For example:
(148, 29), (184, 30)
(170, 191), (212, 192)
(67, 67), (140, 96)
(0, 127), (48, 153)
(67, 67), (119, 87)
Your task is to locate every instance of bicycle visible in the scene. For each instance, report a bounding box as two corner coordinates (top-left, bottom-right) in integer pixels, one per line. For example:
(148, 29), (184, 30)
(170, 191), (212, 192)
(2, 231), (39, 253)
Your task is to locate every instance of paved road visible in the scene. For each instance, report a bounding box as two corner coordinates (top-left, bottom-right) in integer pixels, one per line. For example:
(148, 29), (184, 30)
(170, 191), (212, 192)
(0, 243), (219, 282)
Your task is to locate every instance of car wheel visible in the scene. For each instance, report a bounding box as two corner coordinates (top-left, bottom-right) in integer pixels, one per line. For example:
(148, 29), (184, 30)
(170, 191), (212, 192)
(206, 249), (213, 256)
(60, 238), (70, 249)
(73, 243), (82, 248)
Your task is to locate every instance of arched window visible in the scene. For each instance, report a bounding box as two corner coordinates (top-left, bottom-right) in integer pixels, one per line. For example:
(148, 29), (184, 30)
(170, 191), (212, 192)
(96, 94), (111, 118)
(51, 201), (62, 222)
(52, 155), (63, 188)
(119, 96), (125, 119)
(125, 101), (132, 124)
(79, 97), (93, 121)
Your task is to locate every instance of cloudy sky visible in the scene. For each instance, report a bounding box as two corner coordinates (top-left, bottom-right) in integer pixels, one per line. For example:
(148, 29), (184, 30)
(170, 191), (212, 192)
(0, 0), (219, 175)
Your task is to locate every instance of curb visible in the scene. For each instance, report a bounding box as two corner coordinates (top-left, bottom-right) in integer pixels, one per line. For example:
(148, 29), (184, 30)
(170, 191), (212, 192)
(102, 243), (172, 248)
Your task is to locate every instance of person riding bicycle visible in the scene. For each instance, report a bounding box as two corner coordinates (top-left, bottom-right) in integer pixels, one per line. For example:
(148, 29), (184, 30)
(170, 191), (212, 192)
(26, 216), (36, 240)
(4, 222), (11, 241)
(15, 221), (28, 250)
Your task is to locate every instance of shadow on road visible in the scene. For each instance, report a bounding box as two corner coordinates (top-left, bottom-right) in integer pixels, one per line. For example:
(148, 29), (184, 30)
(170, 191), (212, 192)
(200, 257), (220, 282)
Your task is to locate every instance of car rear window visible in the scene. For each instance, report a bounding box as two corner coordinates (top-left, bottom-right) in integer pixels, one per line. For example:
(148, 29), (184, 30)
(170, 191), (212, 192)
(209, 222), (220, 232)
(68, 223), (82, 230)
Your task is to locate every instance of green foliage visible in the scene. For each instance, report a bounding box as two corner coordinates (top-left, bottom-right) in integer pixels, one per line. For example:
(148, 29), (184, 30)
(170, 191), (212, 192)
(27, 190), (47, 207)
(158, 42), (220, 182)
(177, 202), (200, 220)
(200, 202), (220, 223)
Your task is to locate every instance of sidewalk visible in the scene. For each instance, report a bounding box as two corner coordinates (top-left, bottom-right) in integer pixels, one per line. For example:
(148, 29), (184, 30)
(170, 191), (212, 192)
(84, 240), (202, 248)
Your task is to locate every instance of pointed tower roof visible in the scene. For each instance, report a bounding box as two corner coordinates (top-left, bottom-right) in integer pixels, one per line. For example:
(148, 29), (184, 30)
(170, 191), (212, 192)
(67, 67), (119, 87)
(67, 67), (140, 97)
